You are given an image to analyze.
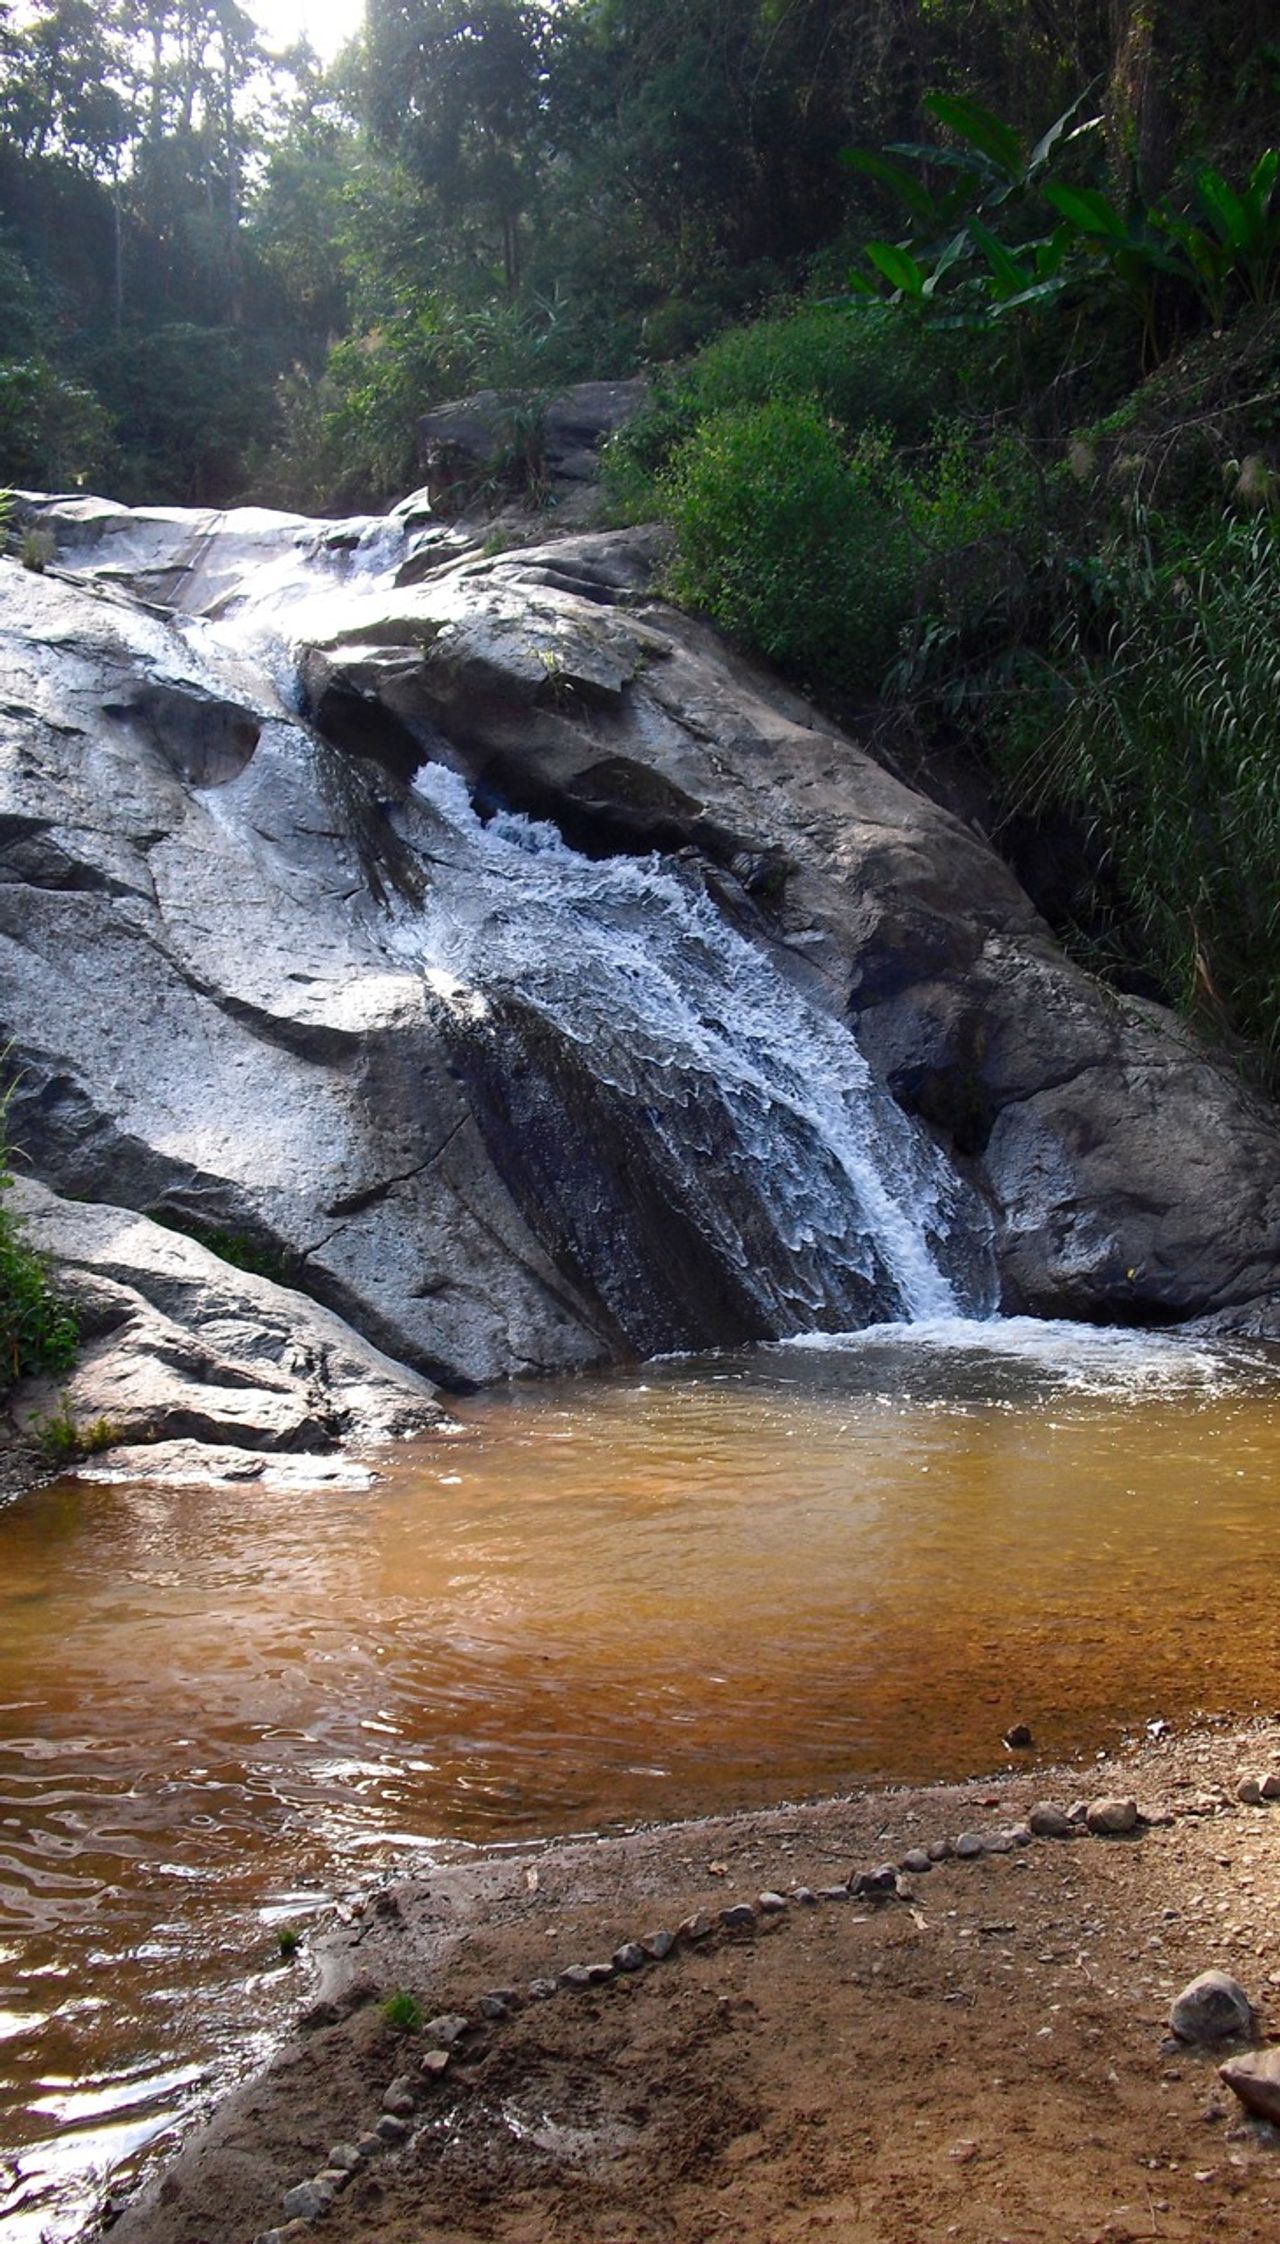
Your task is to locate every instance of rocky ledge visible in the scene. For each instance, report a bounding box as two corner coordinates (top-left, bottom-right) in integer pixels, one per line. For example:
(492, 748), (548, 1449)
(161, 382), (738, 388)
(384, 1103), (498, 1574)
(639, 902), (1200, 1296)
(4, 487), (1280, 1485)
(8, 1178), (446, 1488)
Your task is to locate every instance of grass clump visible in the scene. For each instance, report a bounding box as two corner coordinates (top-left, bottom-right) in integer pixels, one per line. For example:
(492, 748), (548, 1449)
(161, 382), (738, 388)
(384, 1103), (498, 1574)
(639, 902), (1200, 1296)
(382, 1989), (423, 2033)
(0, 1113), (78, 1401)
(30, 1396), (121, 1467)
(996, 512), (1280, 1075)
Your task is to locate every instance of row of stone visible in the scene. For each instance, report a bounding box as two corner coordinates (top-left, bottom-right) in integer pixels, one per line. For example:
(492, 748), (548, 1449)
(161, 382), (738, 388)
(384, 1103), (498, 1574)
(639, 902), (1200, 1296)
(244, 1786), (1224, 2242)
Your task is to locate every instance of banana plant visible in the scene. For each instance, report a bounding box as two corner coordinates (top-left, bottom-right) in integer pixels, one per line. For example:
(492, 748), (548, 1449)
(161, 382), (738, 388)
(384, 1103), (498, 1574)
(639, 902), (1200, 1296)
(842, 86), (1100, 309)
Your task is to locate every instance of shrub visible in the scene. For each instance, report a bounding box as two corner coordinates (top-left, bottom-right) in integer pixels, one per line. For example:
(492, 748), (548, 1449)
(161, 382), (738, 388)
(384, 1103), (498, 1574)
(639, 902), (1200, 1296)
(0, 1117), (77, 1400)
(382, 1990), (423, 2033)
(995, 513), (1280, 1075)
(681, 301), (972, 445)
(662, 400), (919, 689)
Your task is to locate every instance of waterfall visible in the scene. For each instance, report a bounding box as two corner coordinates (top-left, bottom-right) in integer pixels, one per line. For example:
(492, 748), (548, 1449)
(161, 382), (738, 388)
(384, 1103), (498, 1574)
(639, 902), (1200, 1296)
(388, 764), (996, 1337)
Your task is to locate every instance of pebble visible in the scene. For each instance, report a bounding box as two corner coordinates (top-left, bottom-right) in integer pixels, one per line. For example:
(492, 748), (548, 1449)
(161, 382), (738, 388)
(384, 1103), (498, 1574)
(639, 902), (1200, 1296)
(1262, 1774), (1280, 1800)
(927, 1838), (951, 1862)
(527, 1976), (559, 2000)
(757, 1892), (788, 1913)
(1008, 1823), (1033, 1847)
(383, 2075), (417, 2114)
(613, 1941), (647, 1972)
(1086, 1796), (1139, 1836)
(419, 2049), (450, 2078)
(476, 1994), (510, 2020)
(719, 1902), (758, 1933)
(1029, 1803), (1075, 1838)
(355, 2135), (384, 2161)
(559, 1964), (595, 1990)
(900, 1849), (932, 1874)
(585, 1960), (616, 1984)
(850, 1864), (899, 1898)
(816, 1883), (851, 1901)
(791, 1885), (818, 1905)
(1003, 1724), (1034, 1749)
(1218, 2048), (1280, 2124)
(1170, 1970), (1254, 2045)
(375, 2114), (409, 2145)
(281, 2181), (333, 2222)
(421, 2012), (469, 2047)
(954, 1832), (985, 1859)
(1236, 1777), (1263, 1805)
(326, 2144), (362, 2173)
(982, 1832), (1014, 1855)
(314, 2169), (351, 2193)
(641, 1930), (675, 1959)
(679, 1911), (714, 1942)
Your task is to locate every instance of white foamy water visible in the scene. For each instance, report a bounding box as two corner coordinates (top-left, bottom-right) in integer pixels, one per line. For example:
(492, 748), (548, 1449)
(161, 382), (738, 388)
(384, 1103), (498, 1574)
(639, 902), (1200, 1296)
(397, 762), (995, 1326)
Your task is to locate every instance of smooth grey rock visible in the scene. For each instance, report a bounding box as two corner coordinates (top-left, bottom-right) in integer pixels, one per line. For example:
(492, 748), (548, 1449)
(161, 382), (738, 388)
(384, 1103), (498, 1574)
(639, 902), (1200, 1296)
(382, 2076), (417, 2116)
(326, 2144), (362, 2173)
(678, 1912), (714, 1942)
(281, 2180), (333, 2221)
(816, 1884), (851, 1902)
(927, 1839), (952, 1862)
(612, 1941), (647, 1972)
(900, 1849), (932, 1874)
(1086, 1796), (1139, 1836)
(757, 1891), (788, 1912)
(1029, 1803), (1076, 1839)
(850, 1864), (899, 1898)
(982, 1831), (1014, 1855)
(558, 1964), (595, 1990)
(9, 1179), (443, 1479)
(1262, 1774), (1280, 1800)
(1170, 1971), (1255, 2045)
(1236, 1777), (1263, 1805)
(476, 1993), (510, 2019)
(791, 1886), (818, 1905)
(584, 1961), (615, 1984)
(641, 1930), (676, 1958)
(954, 1832), (985, 1859)
(421, 2013), (470, 2047)
(355, 2135), (384, 2160)
(419, 2049), (450, 2078)
(1219, 2049), (1280, 2123)
(374, 2113), (409, 2144)
(11, 491), (1280, 1400)
(719, 1902), (757, 1932)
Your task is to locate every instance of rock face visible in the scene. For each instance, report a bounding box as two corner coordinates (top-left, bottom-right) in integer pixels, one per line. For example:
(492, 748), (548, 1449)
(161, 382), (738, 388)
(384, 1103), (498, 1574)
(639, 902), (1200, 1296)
(10, 1177), (445, 1485)
(4, 488), (1280, 1426)
(416, 379), (649, 517)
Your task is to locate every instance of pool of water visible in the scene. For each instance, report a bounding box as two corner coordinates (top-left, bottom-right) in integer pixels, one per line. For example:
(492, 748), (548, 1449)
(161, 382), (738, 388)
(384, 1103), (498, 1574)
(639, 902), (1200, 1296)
(3, 1317), (1279, 2238)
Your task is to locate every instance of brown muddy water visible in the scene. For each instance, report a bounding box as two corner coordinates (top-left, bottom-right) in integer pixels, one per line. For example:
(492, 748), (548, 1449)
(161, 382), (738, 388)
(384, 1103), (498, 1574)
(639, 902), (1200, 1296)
(2, 1317), (1279, 2240)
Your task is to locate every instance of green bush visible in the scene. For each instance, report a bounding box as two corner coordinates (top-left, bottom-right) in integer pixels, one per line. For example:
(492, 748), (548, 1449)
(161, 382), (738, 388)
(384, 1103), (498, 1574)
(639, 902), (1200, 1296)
(0, 357), (112, 491)
(663, 401), (919, 688)
(0, 1127), (77, 1400)
(995, 513), (1280, 1074)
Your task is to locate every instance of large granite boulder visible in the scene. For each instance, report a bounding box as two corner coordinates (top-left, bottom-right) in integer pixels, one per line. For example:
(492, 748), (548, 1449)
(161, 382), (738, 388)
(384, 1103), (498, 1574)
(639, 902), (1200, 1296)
(6, 495), (1280, 1398)
(301, 526), (1280, 1333)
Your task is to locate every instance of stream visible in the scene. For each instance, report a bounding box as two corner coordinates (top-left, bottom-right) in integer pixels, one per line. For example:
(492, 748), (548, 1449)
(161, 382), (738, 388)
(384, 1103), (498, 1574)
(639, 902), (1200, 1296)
(2, 1318), (1279, 2240)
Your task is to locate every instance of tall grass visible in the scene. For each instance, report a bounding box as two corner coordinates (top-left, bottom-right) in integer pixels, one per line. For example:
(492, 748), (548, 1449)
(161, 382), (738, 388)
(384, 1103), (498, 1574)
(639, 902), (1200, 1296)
(997, 514), (1280, 1075)
(0, 1097), (77, 1399)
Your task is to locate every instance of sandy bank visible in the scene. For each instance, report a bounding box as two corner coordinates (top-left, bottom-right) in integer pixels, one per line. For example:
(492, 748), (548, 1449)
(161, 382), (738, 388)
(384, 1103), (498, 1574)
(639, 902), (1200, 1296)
(108, 1717), (1280, 2244)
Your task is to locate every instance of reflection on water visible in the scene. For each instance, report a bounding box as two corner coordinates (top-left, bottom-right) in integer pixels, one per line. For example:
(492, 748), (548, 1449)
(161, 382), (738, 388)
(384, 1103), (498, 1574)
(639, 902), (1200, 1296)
(2, 1320), (1279, 2237)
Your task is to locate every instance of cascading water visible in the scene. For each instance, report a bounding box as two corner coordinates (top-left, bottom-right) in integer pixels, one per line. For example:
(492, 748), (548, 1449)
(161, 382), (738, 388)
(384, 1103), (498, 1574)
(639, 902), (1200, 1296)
(35, 493), (998, 1343)
(386, 763), (997, 1337)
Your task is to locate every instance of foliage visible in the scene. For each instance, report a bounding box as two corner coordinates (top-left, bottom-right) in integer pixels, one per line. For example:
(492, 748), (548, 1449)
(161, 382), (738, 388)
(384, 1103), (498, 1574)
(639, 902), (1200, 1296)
(382, 1989), (423, 2033)
(0, 1112), (77, 1400)
(29, 1397), (121, 1468)
(0, 356), (112, 489)
(994, 513), (1280, 1073)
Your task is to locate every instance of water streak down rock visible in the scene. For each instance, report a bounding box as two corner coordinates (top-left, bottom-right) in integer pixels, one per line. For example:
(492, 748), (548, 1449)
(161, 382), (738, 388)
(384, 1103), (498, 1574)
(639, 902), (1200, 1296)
(3, 494), (1279, 1411)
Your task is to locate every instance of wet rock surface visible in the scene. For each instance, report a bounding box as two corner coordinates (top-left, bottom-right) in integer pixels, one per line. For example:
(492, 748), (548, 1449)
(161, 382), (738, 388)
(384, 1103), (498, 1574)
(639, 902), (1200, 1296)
(5, 487), (1280, 1470)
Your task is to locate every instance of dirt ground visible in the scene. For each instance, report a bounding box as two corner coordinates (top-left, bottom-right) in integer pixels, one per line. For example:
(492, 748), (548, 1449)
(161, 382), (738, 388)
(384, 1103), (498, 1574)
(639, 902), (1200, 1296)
(110, 1716), (1280, 2244)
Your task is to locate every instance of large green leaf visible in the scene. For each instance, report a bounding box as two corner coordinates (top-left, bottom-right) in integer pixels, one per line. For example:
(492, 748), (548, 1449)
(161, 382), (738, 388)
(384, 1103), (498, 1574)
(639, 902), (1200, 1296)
(966, 216), (1031, 299)
(863, 241), (928, 298)
(839, 148), (939, 224)
(1042, 182), (1128, 242)
(922, 92), (1023, 181)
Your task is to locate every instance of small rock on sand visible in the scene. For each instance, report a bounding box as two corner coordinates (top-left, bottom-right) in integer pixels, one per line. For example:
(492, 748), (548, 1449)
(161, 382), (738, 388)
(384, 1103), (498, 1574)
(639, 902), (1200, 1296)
(1086, 1796), (1139, 1836)
(1218, 2048), (1280, 2124)
(1170, 1971), (1254, 2045)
